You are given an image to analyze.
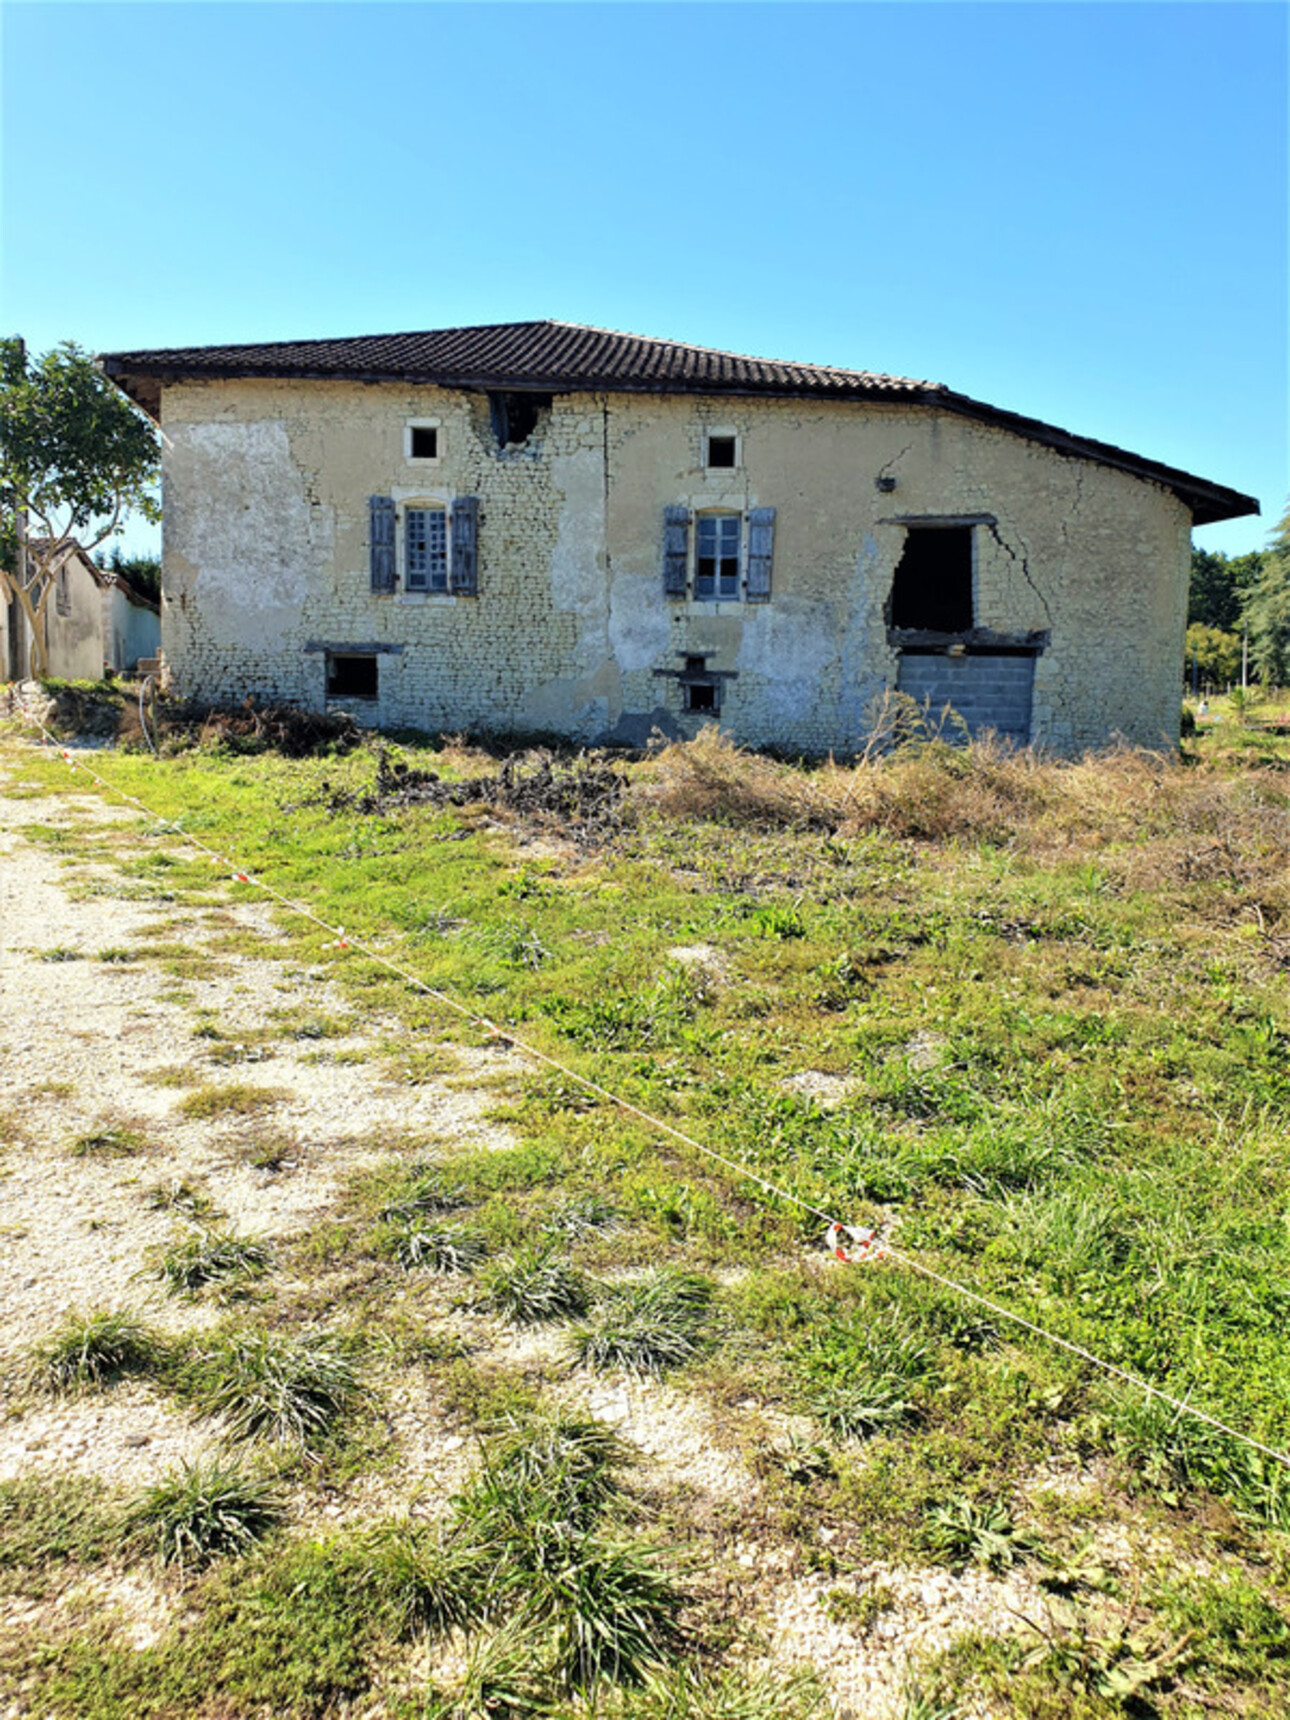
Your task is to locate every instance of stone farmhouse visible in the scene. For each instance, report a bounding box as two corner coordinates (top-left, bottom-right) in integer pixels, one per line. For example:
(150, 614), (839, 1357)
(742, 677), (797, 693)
(100, 322), (1257, 753)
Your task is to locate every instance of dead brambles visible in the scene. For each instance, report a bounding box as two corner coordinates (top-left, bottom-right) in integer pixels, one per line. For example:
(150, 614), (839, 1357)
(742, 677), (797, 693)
(313, 746), (631, 843)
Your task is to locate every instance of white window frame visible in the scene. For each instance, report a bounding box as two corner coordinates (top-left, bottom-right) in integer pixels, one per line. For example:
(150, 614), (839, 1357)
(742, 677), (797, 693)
(402, 501), (450, 594)
(693, 510), (743, 603)
(404, 418), (442, 463)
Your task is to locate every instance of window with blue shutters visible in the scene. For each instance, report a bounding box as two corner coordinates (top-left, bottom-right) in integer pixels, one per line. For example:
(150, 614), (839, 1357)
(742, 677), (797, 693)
(695, 513), (742, 601)
(405, 506), (448, 592)
(662, 504), (776, 602)
(745, 506), (775, 603)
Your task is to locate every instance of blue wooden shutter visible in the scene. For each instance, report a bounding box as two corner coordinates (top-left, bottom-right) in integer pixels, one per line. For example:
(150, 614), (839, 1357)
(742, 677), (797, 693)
(451, 496), (479, 595)
(369, 495), (396, 593)
(663, 505), (690, 598)
(746, 506), (775, 602)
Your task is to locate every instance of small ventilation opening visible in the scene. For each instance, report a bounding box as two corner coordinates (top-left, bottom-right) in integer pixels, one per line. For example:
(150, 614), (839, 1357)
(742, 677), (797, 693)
(685, 681), (718, 713)
(410, 426), (438, 458)
(326, 653), (378, 698)
(706, 434), (736, 469)
(488, 391), (552, 449)
(890, 525), (974, 632)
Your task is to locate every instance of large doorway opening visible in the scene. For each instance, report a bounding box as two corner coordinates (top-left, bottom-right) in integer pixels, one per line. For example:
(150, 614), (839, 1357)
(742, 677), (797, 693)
(889, 525), (974, 633)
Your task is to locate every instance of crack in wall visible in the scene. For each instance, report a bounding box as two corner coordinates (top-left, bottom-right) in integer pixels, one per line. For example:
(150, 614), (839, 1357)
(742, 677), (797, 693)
(877, 443), (913, 484)
(983, 516), (1054, 630)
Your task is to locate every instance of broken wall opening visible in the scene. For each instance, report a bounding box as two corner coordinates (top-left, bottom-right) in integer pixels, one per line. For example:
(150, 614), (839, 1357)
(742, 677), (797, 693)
(889, 525), (973, 632)
(487, 391), (553, 450)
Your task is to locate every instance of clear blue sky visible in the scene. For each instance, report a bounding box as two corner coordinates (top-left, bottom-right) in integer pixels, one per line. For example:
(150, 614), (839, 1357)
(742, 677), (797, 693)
(2, 1), (1285, 560)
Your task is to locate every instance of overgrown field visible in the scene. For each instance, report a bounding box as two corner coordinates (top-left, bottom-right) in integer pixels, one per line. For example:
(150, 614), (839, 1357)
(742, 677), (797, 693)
(3, 709), (1290, 1719)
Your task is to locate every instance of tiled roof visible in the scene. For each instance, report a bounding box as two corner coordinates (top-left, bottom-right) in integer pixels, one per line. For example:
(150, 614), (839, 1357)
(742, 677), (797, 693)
(100, 320), (1258, 525)
(101, 319), (937, 401)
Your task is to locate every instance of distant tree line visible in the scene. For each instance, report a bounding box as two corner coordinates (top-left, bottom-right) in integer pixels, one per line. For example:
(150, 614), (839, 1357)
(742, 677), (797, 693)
(1188, 503), (1290, 687)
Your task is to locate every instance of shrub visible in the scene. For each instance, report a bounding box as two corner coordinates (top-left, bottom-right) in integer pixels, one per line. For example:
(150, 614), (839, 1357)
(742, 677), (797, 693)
(181, 1329), (364, 1447)
(481, 1246), (592, 1325)
(32, 1310), (166, 1394)
(123, 1458), (284, 1570)
(569, 1270), (714, 1377)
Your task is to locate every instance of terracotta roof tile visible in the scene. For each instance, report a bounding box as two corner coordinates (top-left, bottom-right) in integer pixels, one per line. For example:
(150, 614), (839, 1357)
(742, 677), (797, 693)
(100, 319), (938, 400)
(99, 320), (1258, 526)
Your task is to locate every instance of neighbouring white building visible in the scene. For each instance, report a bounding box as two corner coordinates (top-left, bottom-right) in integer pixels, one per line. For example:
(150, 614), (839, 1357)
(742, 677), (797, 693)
(101, 321), (1257, 753)
(3, 540), (159, 682)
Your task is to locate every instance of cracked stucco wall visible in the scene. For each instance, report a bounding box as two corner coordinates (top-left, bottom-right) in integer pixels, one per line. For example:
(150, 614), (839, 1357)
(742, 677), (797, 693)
(158, 379), (1192, 753)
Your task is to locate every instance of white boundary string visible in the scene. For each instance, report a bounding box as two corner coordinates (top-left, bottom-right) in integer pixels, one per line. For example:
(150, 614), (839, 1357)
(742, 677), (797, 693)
(6, 697), (1290, 1475)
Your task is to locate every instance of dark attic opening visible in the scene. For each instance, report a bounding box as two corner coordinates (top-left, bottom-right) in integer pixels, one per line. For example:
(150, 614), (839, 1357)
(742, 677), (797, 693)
(889, 525), (974, 633)
(488, 391), (552, 450)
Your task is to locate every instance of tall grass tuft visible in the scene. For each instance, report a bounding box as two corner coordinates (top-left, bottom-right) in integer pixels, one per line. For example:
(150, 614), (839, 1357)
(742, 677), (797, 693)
(122, 1458), (284, 1571)
(32, 1310), (167, 1395)
(569, 1270), (714, 1377)
(181, 1329), (364, 1447)
(155, 1229), (272, 1295)
(481, 1246), (593, 1325)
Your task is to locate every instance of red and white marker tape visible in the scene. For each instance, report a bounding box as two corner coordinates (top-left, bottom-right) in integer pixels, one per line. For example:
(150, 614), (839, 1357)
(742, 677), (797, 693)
(826, 1222), (883, 1263)
(334, 928), (349, 948)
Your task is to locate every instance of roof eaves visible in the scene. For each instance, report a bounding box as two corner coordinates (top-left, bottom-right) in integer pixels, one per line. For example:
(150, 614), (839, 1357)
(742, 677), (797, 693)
(938, 390), (1259, 526)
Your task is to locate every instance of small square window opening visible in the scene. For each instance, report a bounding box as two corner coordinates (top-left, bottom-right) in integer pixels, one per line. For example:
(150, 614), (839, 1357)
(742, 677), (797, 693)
(326, 653), (378, 699)
(706, 434), (737, 469)
(684, 681), (718, 713)
(695, 515), (741, 600)
(410, 426), (438, 459)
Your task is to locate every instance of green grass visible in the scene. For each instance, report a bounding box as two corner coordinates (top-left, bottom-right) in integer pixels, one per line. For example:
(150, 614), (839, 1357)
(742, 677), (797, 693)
(480, 1245), (593, 1325)
(179, 1327), (365, 1447)
(569, 1270), (715, 1377)
(122, 1459), (285, 1570)
(31, 1310), (169, 1394)
(0, 1476), (117, 1574)
(176, 1081), (287, 1119)
(69, 1124), (147, 1157)
(154, 1230), (272, 1295)
(6, 722), (1290, 1712)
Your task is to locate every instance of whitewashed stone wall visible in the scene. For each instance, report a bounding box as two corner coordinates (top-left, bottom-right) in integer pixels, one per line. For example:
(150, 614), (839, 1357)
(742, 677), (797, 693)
(158, 378), (1192, 754)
